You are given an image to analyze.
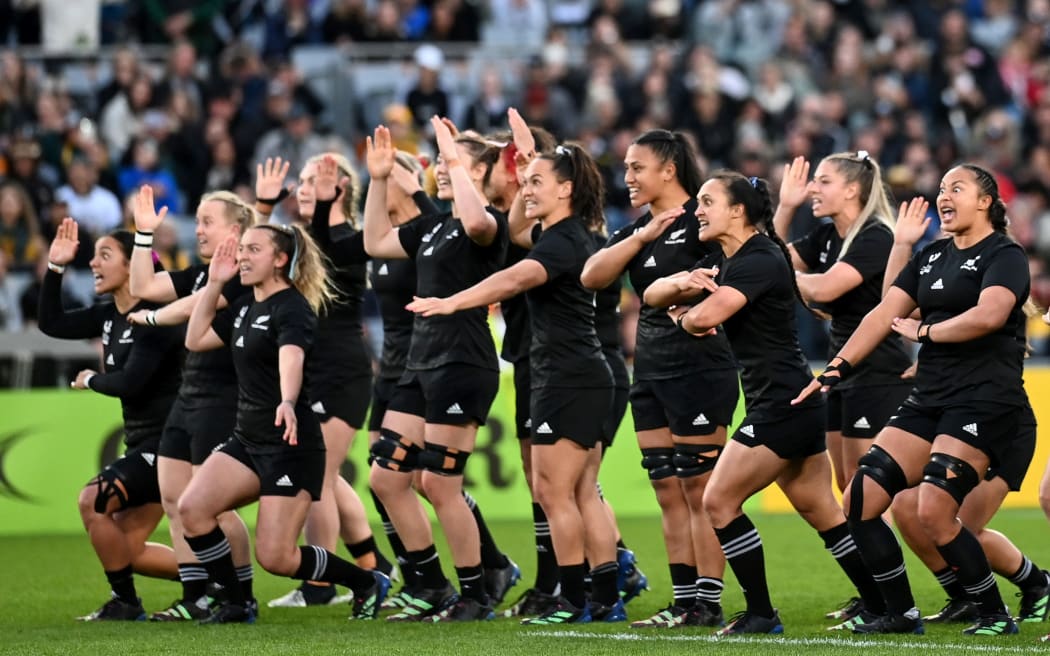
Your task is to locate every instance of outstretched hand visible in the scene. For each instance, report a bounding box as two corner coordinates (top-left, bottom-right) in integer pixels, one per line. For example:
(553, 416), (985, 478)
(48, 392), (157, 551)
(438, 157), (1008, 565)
(406, 295), (456, 317)
(208, 235), (239, 283)
(256, 157), (292, 201)
(365, 125), (396, 180)
(431, 116), (460, 164)
(778, 156), (810, 210)
(132, 185), (168, 232)
(48, 217), (79, 265)
(893, 197), (932, 247)
(314, 155), (346, 202)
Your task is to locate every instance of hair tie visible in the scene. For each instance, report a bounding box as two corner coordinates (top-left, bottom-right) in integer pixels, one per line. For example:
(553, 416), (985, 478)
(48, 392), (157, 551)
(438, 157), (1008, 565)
(857, 150), (873, 169)
(287, 229), (300, 281)
(748, 176), (758, 188)
(555, 144), (571, 156)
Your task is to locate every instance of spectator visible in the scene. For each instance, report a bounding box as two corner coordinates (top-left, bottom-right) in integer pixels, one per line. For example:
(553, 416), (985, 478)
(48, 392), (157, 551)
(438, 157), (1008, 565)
(0, 181), (44, 271)
(99, 72), (155, 164)
(263, 0), (323, 59)
(487, 0), (548, 49)
(152, 40), (205, 117)
(96, 47), (141, 112)
(54, 157), (122, 243)
(362, 0), (408, 41)
(425, 0), (481, 42)
(4, 133), (59, 219)
(382, 103), (422, 154)
(252, 102), (327, 177)
(139, 0), (225, 57)
(691, 0), (791, 76)
(322, 0), (369, 44)
(971, 0), (1020, 55)
(151, 220), (191, 272)
(930, 8), (1011, 131)
(405, 44), (450, 134)
(18, 251), (83, 328)
(461, 67), (515, 134)
(204, 134), (240, 192)
(117, 138), (183, 215)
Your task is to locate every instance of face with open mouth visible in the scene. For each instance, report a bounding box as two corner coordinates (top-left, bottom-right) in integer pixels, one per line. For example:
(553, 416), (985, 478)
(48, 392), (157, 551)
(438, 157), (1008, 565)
(807, 160), (852, 218)
(434, 143), (476, 201)
(520, 157), (567, 222)
(89, 236), (130, 295)
(695, 178), (733, 241)
(238, 227), (287, 286)
(936, 166), (982, 233)
(623, 144), (668, 209)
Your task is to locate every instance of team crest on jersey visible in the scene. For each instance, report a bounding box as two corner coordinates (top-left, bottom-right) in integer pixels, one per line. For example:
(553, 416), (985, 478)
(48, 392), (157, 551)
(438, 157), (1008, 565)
(421, 224), (442, 243)
(960, 255), (981, 272)
(446, 228), (460, 240)
(251, 314), (270, 330)
(664, 228), (687, 245)
(234, 305), (248, 328)
(101, 320), (112, 345)
(119, 326), (134, 344)
(928, 252), (941, 263)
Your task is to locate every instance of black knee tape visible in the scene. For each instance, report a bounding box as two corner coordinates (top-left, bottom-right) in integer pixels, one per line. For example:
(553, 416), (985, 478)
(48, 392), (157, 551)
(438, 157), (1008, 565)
(418, 442), (470, 476)
(640, 447), (676, 481)
(921, 452), (979, 506)
(370, 428), (420, 472)
(848, 444), (908, 521)
(673, 443), (723, 478)
(92, 470), (129, 514)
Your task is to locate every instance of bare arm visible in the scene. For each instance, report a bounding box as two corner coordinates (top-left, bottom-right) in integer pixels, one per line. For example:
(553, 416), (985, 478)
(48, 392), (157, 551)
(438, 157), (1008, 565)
(581, 207), (683, 289)
(673, 285), (748, 335)
(407, 259), (548, 316)
(892, 286), (1019, 344)
(643, 268), (720, 308)
(128, 288), (230, 326)
(433, 116), (498, 245)
(363, 126), (410, 259)
(773, 156), (810, 272)
(883, 198), (931, 298)
(274, 344), (306, 445)
(184, 279), (226, 351)
(796, 262), (864, 304)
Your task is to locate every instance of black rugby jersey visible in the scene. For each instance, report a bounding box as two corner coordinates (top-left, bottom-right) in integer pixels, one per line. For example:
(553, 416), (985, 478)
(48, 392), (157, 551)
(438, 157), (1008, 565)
(792, 220), (912, 387)
(709, 235), (823, 418)
(169, 263), (247, 404)
(602, 198), (735, 380)
(397, 207), (508, 371)
(500, 243), (532, 365)
(212, 287), (323, 452)
(893, 232), (1029, 406)
(525, 219), (612, 390)
(39, 270), (182, 449)
(591, 231), (627, 388)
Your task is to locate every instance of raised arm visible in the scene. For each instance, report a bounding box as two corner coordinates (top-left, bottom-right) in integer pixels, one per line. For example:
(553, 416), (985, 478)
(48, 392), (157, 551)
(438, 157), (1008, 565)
(363, 126), (410, 259)
(255, 156), (292, 220)
(883, 198), (930, 298)
(129, 185), (176, 301)
(580, 207), (682, 290)
(406, 259), (548, 317)
(38, 218), (103, 339)
(433, 116), (498, 245)
(185, 237), (237, 351)
(772, 157), (811, 272)
(506, 108), (539, 248)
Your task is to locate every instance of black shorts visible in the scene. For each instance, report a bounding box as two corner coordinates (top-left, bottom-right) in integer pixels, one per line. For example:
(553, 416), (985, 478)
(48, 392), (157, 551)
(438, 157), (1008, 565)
(368, 376), (399, 432)
(531, 386), (613, 448)
(827, 383), (911, 439)
(159, 396), (238, 465)
(93, 445), (162, 508)
(311, 374), (372, 428)
(732, 404), (827, 460)
(886, 399), (1023, 475)
(390, 364), (499, 426)
(985, 405), (1036, 491)
(630, 369), (739, 437)
(217, 437), (325, 501)
(513, 361), (532, 439)
(601, 386), (629, 449)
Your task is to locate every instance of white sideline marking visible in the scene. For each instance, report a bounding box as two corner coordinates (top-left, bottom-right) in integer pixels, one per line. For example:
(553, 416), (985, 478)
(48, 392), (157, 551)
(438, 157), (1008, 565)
(525, 630), (1044, 653)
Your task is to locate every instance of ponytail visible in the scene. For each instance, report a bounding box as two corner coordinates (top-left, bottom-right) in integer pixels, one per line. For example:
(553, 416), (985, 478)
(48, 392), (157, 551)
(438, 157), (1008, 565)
(633, 129), (704, 196)
(822, 151), (896, 258)
(253, 223), (334, 313)
(541, 142), (607, 232)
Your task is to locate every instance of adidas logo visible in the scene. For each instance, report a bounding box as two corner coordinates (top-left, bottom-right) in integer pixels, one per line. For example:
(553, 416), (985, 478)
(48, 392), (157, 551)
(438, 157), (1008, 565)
(378, 263), (388, 275)
(643, 255), (656, 268)
(275, 475), (293, 487)
(739, 425), (755, 438)
(235, 336), (244, 348)
(446, 403), (464, 415)
(524, 418), (532, 429)
(931, 278), (944, 290)
(311, 401), (326, 414)
(692, 413), (709, 426)
(853, 417), (871, 429)
(106, 353), (115, 366)
(962, 423), (978, 436)
(141, 452), (156, 466)
(536, 422), (553, 435)
(423, 246), (434, 256)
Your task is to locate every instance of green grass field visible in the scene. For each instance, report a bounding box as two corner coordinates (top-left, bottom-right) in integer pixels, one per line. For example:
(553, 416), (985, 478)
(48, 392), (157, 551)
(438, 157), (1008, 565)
(2, 511), (1049, 655)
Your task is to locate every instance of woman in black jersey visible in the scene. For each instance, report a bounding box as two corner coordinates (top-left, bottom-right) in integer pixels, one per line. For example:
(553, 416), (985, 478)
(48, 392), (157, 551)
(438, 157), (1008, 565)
(363, 120), (508, 621)
(126, 186), (256, 620)
(259, 153), (393, 608)
(408, 142), (623, 625)
(39, 219), (183, 621)
(646, 172), (882, 636)
(180, 223), (389, 624)
(795, 164), (1032, 637)
(774, 153), (913, 499)
(581, 130), (736, 628)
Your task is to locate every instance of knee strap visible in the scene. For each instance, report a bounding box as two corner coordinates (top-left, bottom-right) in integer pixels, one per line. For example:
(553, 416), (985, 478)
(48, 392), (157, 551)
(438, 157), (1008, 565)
(369, 428), (420, 472)
(92, 469), (129, 514)
(921, 452), (980, 506)
(673, 443), (723, 478)
(640, 447), (676, 481)
(418, 442), (470, 476)
(848, 444), (908, 521)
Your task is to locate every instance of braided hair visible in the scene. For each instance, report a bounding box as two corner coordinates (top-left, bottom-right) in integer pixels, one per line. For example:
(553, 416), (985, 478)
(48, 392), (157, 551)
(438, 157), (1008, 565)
(539, 143), (606, 233)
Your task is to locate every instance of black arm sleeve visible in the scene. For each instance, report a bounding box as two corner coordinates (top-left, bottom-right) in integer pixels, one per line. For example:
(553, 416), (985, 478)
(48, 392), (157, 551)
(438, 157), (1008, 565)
(325, 224), (368, 265)
(37, 270), (105, 339)
(87, 325), (182, 397)
(412, 191), (440, 218)
(310, 198), (335, 245)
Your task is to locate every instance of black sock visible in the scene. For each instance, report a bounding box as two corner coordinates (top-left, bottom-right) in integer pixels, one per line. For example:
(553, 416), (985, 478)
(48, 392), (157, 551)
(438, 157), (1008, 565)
(464, 491), (509, 570)
(616, 538), (627, 551)
(236, 564), (253, 600)
(819, 522), (886, 615)
(532, 503), (559, 594)
(408, 544), (447, 589)
(560, 563), (587, 609)
(371, 488), (408, 560)
(1008, 556), (1048, 591)
(714, 514), (774, 618)
(590, 561), (618, 606)
(936, 528), (1006, 616)
(696, 577), (724, 610)
(347, 536), (377, 559)
(185, 527), (243, 604)
(669, 563), (697, 608)
(294, 545), (375, 595)
(456, 564), (487, 603)
(934, 566), (966, 599)
(105, 565), (137, 603)
(177, 563), (208, 602)
(848, 517), (914, 614)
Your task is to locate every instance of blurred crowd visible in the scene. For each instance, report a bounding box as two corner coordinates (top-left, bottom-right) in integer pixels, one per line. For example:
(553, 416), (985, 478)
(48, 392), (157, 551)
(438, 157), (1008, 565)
(2, 0), (1050, 356)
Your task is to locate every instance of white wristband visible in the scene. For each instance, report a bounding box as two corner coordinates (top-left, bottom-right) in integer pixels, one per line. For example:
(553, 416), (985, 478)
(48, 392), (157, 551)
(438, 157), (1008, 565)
(134, 231), (154, 248)
(83, 373), (95, 388)
(47, 261), (66, 274)
(145, 310), (158, 326)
